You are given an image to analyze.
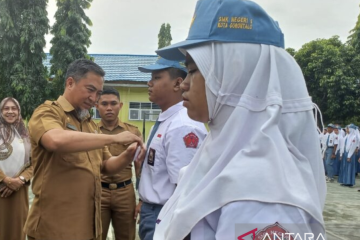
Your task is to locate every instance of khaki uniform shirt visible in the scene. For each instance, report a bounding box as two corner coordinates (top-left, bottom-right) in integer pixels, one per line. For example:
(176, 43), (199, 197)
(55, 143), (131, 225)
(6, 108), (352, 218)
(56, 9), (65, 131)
(99, 120), (141, 183)
(24, 96), (112, 240)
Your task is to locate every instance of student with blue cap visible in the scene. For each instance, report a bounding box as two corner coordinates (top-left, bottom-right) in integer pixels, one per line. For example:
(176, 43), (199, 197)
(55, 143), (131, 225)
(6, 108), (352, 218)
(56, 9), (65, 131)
(135, 57), (207, 240)
(153, 0), (326, 239)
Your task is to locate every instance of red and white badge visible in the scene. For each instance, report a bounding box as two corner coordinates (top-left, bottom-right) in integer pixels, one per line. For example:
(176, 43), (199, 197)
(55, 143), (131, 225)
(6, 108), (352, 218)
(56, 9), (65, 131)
(183, 132), (199, 148)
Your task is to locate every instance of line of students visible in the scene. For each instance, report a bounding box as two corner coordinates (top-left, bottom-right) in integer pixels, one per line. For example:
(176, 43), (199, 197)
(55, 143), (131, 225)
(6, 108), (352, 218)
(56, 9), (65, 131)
(320, 123), (360, 188)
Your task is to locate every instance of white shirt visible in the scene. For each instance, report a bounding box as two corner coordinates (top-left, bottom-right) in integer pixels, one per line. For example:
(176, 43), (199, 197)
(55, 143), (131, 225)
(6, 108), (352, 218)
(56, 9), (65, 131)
(325, 132), (337, 148)
(188, 201), (325, 240)
(139, 102), (208, 205)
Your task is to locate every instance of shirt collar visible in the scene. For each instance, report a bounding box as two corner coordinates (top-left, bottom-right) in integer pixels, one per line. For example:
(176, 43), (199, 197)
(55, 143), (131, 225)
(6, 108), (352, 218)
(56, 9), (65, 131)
(57, 96), (75, 112)
(158, 101), (184, 122)
(57, 95), (91, 121)
(98, 118), (126, 131)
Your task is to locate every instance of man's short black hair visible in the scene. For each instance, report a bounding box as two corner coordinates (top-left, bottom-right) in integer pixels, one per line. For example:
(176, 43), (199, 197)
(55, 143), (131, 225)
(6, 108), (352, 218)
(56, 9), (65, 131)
(100, 86), (120, 100)
(167, 68), (187, 80)
(65, 59), (105, 84)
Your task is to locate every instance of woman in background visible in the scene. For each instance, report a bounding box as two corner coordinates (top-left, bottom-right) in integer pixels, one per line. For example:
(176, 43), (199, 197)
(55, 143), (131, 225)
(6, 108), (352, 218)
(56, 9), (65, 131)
(0, 97), (33, 240)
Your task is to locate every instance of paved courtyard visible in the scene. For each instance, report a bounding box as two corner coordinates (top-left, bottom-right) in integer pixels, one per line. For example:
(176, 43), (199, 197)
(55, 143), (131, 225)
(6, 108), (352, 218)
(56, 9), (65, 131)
(29, 175), (360, 240)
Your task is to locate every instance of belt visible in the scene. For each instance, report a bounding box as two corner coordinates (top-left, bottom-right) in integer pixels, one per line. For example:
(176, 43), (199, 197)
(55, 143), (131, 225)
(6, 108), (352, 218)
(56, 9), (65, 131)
(101, 179), (132, 190)
(327, 147), (334, 149)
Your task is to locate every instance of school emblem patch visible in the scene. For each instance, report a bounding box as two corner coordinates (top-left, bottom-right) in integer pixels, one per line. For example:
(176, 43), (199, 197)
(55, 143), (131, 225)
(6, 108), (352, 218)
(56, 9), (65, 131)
(253, 222), (294, 240)
(183, 132), (199, 148)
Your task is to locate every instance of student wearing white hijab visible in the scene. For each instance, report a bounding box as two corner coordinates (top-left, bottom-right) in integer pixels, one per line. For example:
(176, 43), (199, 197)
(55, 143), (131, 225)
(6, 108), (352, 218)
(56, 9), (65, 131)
(339, 124), (358, 186)
(154, 0), (326, 239)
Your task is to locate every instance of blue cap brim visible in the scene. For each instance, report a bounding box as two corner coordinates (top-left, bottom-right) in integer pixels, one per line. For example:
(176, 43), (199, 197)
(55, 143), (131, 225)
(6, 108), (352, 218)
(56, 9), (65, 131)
(156, 39), (210, 61)
(138, 64), (172, 73)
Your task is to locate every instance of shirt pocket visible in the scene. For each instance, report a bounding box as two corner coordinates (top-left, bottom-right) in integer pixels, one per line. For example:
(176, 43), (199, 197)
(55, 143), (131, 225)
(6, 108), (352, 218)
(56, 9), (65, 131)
(147, 138), (163, 170)
(61, 152), (88, 163)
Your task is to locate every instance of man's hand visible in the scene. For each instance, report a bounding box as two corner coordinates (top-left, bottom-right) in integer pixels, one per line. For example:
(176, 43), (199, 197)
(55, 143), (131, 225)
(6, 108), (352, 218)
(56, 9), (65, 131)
(0, 185), (14, 198)
(347, 158), (351, 162)
(331, 154), (336, 159)
(134, 200), (143, 224)
(114, 131), (145, 148)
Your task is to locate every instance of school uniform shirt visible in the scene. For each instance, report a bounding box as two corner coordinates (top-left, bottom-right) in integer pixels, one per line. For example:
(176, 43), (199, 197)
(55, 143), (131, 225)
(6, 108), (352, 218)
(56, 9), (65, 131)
(326, 132), (338, 149)
(188, 201), (325, 240)
(334, 133), (342, 155)
(139, 102), (207, 205)
(24, 96), (112, 240)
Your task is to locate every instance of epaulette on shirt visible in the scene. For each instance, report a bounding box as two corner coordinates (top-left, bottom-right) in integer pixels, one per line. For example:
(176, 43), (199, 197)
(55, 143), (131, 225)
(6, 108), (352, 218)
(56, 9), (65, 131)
(124, 122), (138, 129)
(44, 100), (59, 106)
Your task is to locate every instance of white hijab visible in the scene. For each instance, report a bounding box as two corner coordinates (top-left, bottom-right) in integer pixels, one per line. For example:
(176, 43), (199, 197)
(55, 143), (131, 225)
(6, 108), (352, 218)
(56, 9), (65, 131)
(154, 43), (326, 240)
(346, 127), (357, 152)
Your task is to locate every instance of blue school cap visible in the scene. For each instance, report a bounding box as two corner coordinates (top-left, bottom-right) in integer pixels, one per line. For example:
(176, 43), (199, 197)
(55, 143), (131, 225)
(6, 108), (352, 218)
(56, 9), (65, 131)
(156, 0), (285, 61)
(348, 124), (357, 129)
(327, 123), (335, 128)
(138, 57), (187, 73)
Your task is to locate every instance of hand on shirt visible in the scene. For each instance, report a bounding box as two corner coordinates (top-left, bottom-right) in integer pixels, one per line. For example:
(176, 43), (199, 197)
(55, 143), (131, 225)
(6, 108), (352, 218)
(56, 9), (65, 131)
(331, 154), (335, 159)
(113, 131), (145, 148)
(347, 158), (351, 162)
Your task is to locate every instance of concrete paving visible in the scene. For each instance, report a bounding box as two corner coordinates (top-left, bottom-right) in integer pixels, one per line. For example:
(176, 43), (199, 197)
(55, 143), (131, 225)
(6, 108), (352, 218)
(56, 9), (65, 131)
(29, 175), (360, 240)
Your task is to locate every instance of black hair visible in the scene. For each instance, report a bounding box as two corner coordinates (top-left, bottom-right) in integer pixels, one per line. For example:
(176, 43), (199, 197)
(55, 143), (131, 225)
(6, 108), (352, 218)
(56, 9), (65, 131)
(101, 86), (120, 100)
(65, 59), (105, 84)
(167, 68), (187, 80)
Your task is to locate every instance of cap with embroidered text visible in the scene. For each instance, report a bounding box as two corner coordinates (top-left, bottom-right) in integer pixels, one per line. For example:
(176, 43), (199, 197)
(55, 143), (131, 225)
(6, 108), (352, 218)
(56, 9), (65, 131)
(138, 57), (187, 73)
(156, 0), (285, 61)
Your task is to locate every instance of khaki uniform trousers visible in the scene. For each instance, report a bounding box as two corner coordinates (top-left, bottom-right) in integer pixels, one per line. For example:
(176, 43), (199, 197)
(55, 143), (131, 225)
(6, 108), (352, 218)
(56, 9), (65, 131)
(101, 182), (136, 240)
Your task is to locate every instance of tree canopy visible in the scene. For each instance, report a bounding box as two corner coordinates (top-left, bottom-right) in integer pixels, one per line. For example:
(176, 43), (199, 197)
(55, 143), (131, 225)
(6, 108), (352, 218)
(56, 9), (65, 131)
(158, 23), (172, 49)
(49, 0), (93, 98)
(294, 36), (360, 125)
(0, 0), (49, 119)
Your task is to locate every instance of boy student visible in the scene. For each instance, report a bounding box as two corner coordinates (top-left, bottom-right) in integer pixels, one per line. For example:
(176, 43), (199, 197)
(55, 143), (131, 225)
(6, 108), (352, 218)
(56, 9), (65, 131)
(135, 57), (208, 240)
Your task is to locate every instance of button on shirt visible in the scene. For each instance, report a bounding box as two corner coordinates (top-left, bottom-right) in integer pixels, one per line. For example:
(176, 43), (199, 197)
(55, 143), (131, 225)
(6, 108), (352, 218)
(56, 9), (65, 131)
(24, 96), (112, 240)
(139, 102), (208, 205)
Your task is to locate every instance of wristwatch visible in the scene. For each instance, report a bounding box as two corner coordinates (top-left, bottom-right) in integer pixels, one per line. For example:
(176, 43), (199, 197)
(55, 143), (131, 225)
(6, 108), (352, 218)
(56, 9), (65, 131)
(19, 176), (26, 183)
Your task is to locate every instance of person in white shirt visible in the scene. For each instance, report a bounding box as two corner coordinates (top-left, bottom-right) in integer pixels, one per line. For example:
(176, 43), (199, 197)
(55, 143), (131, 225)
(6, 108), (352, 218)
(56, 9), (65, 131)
(324, 124), (338, 183)
(153, 0), (326, 239)
(135, 57), (208, 240)
(333, 126), (343, 176)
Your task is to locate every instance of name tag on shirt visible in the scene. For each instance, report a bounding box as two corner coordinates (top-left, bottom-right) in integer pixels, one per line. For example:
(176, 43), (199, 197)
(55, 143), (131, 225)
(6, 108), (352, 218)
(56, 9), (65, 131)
(148, 148), (156, 166)
(66, 123), (77, 131)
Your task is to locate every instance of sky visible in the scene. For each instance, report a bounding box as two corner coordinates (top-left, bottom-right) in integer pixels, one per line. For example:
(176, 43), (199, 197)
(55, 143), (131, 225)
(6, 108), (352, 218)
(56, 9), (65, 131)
(44, 0), (360, 55)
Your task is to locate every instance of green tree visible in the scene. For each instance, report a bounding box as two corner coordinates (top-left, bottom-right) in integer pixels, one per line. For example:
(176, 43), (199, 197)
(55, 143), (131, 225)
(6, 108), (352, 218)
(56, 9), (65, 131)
(0, 0), (22, 99)
(158, 23), (172, 49)
(348, 4), (360, 54)
(295, 36), (360, 125)
(0, 0), (49, 119)
(286, 47), (296, 57)
(49, 0), (93, 97)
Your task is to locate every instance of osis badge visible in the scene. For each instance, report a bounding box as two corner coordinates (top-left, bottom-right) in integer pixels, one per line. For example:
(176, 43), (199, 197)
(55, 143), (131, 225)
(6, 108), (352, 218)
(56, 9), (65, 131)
(183, 132), (199, 148)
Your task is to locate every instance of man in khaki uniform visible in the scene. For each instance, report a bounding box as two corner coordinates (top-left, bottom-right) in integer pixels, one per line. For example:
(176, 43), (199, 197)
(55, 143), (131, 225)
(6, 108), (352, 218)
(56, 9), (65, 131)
(96, 87), (141, 240)
(24, 59), (145, 240)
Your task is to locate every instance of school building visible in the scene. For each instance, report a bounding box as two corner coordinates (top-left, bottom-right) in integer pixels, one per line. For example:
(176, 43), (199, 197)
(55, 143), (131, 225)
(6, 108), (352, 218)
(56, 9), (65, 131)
(44, 54), (159, 140)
